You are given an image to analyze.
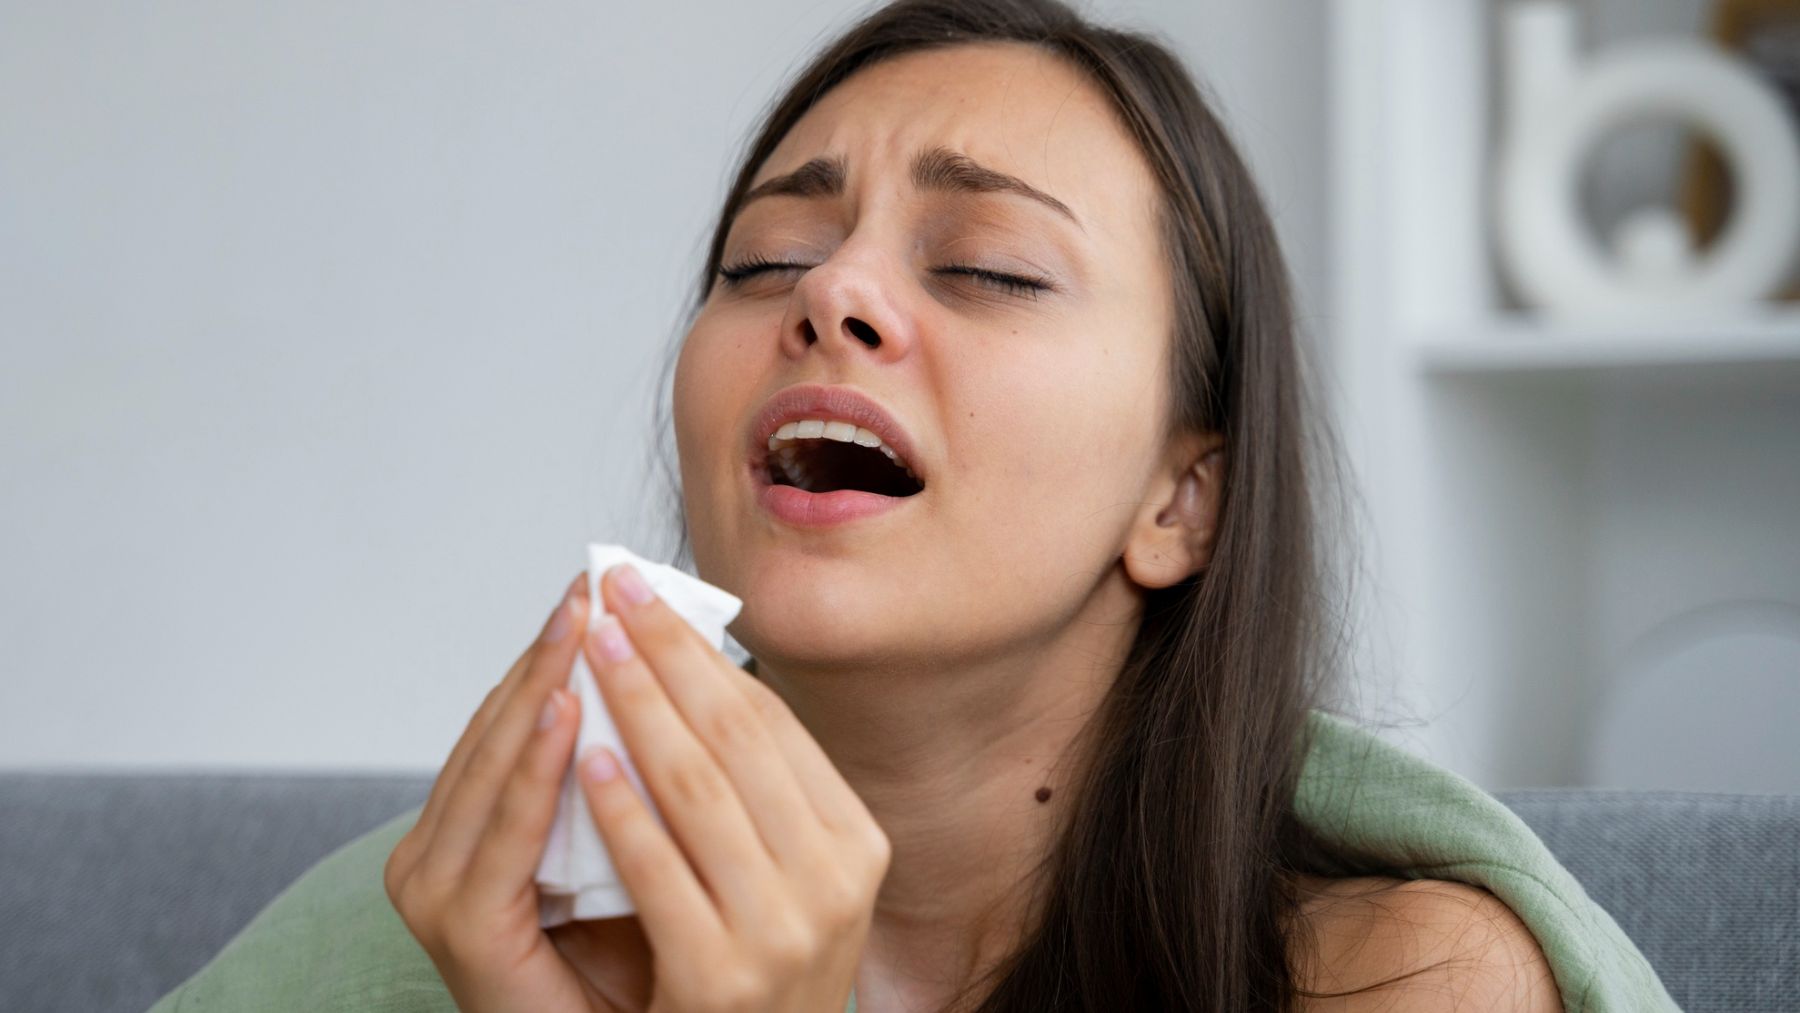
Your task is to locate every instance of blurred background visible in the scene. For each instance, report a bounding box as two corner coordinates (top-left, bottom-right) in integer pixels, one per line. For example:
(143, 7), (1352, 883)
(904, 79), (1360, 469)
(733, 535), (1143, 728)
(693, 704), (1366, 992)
(2, 0), (1795, 792)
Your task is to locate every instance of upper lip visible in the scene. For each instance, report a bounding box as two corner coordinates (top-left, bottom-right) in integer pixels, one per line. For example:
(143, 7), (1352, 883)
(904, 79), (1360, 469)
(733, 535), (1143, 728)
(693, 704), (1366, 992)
(749, 383), (925, 484)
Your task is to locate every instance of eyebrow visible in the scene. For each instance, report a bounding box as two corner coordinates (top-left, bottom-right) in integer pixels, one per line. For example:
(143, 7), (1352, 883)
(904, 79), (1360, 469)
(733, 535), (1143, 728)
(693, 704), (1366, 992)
(733, 145), (1082, 229)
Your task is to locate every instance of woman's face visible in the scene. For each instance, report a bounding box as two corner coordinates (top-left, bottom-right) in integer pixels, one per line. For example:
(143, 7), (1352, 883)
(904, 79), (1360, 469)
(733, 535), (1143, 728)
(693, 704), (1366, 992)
(674, 41), (1178, 672)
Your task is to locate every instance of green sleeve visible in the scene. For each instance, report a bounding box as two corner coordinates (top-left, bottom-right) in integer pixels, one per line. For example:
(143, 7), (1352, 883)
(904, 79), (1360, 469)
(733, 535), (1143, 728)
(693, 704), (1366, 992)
(147, 807), (455, 1012)
(153, 711), (1674, 1012)
(1293, 709), (1680, 1013)
(146, 806), (859, 1012)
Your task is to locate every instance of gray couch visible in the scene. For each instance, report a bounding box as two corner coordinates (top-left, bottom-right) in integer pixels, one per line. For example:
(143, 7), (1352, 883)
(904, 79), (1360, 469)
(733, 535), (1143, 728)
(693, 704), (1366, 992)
(2, 774), (1795, 1012)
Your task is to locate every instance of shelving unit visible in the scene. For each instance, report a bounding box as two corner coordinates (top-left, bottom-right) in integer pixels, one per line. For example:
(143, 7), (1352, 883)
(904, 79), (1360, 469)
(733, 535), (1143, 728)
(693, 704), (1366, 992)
(1327, 0), (1800, 791)
(1416, 309), (1800, 376)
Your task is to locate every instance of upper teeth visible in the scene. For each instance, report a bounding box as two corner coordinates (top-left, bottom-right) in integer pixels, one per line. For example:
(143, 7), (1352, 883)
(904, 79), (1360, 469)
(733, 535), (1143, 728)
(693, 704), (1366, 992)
(767, 418), (914, 475)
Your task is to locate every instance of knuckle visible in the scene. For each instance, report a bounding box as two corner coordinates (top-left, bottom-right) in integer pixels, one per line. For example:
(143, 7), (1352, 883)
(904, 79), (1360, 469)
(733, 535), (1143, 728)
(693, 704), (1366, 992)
(409, 853), (464, 904)
(522, 753), (563, 791)
(463, 738), (509, 783)
(513, 731), (560, 785)
(839, 818), (892, 881)
(741, 676), (799, 727)
(739, 672), (784, 710)
(615, 672), (663, 712)
(382, 844), (411, 903)
(713, 963), (770, 1011)
(386, 874), (411, 916)
(812, 891), (856, 936)
(762, 915), (819, 968)
(391, 876), (437, 932)
(492, 775), (530, 830)
(698, 700), (763, 750)
(815, 870), (869, 931)
(663, 756), (728, 810)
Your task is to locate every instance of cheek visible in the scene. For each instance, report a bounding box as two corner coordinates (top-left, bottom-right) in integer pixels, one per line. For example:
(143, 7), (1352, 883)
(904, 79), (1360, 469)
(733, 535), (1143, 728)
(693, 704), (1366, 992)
(673, 320), (755, 483)
(952, 343), (1154, 541)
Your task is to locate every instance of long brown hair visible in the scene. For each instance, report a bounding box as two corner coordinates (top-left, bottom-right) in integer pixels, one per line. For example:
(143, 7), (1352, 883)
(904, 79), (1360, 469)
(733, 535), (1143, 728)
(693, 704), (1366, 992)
(641, 0), (1389, 1007)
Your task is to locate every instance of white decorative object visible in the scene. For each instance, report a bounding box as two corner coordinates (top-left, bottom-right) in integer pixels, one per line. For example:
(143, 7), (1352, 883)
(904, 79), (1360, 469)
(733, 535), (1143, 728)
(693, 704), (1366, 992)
(534, 543), (744, 927)
(1494, 0), (1800, 316)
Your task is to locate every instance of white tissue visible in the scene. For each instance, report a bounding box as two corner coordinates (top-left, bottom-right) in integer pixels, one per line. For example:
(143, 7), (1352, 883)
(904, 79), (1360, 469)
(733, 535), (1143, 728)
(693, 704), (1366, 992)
(535, 543), (744, 927)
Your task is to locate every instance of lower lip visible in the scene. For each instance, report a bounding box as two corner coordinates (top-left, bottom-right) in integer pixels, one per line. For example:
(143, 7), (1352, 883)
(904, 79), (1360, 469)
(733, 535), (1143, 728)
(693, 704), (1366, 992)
(756, 476), (917, 528)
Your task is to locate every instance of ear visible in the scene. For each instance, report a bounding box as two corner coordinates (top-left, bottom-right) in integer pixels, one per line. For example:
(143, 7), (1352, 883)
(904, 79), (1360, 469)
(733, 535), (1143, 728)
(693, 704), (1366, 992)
(1122, 429), (1226, 591)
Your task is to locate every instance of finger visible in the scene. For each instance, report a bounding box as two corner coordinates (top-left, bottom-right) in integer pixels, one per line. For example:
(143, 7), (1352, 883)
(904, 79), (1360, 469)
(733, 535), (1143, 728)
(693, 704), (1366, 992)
(412, 572), (586, 846)
(576, 742), (727, 960)
(411, 647), (532, 852)
(423, 580), (590, 878)
(399, 575), (580, 885)
(462, 683), (580, 916)
(735, 668), (888, 853)
(598, 565), (834, 882)
(600, 564), (883, 856)
(581, 603), (783, 927)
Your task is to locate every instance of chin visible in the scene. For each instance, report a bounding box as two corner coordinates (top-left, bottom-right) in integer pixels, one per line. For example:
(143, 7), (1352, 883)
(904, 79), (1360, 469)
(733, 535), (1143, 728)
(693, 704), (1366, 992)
(735, 620), (885, 674)
(731, 574), (905, 668)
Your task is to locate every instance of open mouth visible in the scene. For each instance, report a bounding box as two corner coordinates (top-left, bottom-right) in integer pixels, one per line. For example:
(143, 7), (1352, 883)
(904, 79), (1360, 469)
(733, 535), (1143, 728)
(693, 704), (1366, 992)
(765, 435), (925, 497)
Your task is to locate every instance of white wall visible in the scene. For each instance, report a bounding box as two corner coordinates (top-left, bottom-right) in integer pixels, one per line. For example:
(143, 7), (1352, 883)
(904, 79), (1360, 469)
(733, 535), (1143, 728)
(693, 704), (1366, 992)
(0, 0), (1329, 771)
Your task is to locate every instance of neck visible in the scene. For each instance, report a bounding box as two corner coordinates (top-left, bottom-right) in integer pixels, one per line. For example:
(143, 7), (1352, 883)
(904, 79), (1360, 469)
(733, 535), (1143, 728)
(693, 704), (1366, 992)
(748, 573), (1141, 1010)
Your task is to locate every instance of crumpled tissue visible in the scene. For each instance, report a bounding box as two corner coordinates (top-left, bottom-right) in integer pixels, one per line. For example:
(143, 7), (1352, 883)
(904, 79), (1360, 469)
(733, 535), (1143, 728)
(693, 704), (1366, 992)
(534, 542), (743, 927)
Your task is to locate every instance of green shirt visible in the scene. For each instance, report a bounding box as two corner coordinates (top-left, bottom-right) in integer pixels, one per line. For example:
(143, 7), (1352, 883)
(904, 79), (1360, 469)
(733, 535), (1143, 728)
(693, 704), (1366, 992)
(147, 709), (1677, 1012)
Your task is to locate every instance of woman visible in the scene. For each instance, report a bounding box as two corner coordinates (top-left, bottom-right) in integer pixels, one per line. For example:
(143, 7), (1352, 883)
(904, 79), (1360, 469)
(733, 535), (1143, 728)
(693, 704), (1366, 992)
(152, 1), (1673, 1010)
(386, 0), (1553, 1008)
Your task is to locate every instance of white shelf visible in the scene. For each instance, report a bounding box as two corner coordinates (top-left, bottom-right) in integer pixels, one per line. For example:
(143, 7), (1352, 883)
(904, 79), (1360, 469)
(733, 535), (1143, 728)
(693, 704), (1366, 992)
(1415, 308), (1800, 376)
(1329, 0), (1800, 792)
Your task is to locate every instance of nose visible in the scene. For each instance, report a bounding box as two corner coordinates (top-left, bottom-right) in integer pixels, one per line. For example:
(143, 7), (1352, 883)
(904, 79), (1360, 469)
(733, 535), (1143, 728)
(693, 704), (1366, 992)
(777, 246), (917, 364)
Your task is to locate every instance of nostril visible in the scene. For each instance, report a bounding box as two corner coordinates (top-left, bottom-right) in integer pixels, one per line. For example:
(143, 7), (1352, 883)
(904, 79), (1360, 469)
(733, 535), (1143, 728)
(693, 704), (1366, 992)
(845, 317), (878, 346)
(800, 319), (818, 344)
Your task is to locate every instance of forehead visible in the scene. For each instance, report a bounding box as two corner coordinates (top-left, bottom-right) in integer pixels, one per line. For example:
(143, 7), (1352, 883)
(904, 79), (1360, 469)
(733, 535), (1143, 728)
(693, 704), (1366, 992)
(752, 41), (1155, 235)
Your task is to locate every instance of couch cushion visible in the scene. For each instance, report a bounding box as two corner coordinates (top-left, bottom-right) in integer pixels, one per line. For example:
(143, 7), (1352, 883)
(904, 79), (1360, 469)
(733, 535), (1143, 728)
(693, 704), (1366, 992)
(0, 772), (429, 1013)
(1496, 788), (1800, 1013)
(7, 762), (1791, 1009)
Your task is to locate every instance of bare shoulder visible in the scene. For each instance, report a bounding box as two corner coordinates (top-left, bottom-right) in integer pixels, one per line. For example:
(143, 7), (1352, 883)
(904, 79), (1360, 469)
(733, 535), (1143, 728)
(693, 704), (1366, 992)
(1285, 874), (1563, 1012)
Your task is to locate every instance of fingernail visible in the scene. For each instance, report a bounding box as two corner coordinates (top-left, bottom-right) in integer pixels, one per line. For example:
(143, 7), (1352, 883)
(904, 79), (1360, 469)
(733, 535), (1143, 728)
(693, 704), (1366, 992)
(610, 563), (654, 607)
(582, 745), (619, 782)
(589, 612), (633, 663)
(537, 692), (560, 731)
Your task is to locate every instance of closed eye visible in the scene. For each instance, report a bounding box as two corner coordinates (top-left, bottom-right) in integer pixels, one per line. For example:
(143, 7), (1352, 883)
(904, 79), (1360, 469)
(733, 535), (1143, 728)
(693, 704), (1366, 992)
(933, 265), (1049, 299)
(716, 256), (1053, 299)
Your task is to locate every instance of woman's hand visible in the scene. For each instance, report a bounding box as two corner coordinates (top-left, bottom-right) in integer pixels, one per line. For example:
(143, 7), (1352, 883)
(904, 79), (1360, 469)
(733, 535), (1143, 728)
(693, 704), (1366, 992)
(570, 562), (890, 1013)
(383, 566), (890, 1013)
(386, 573), (623, 1012)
